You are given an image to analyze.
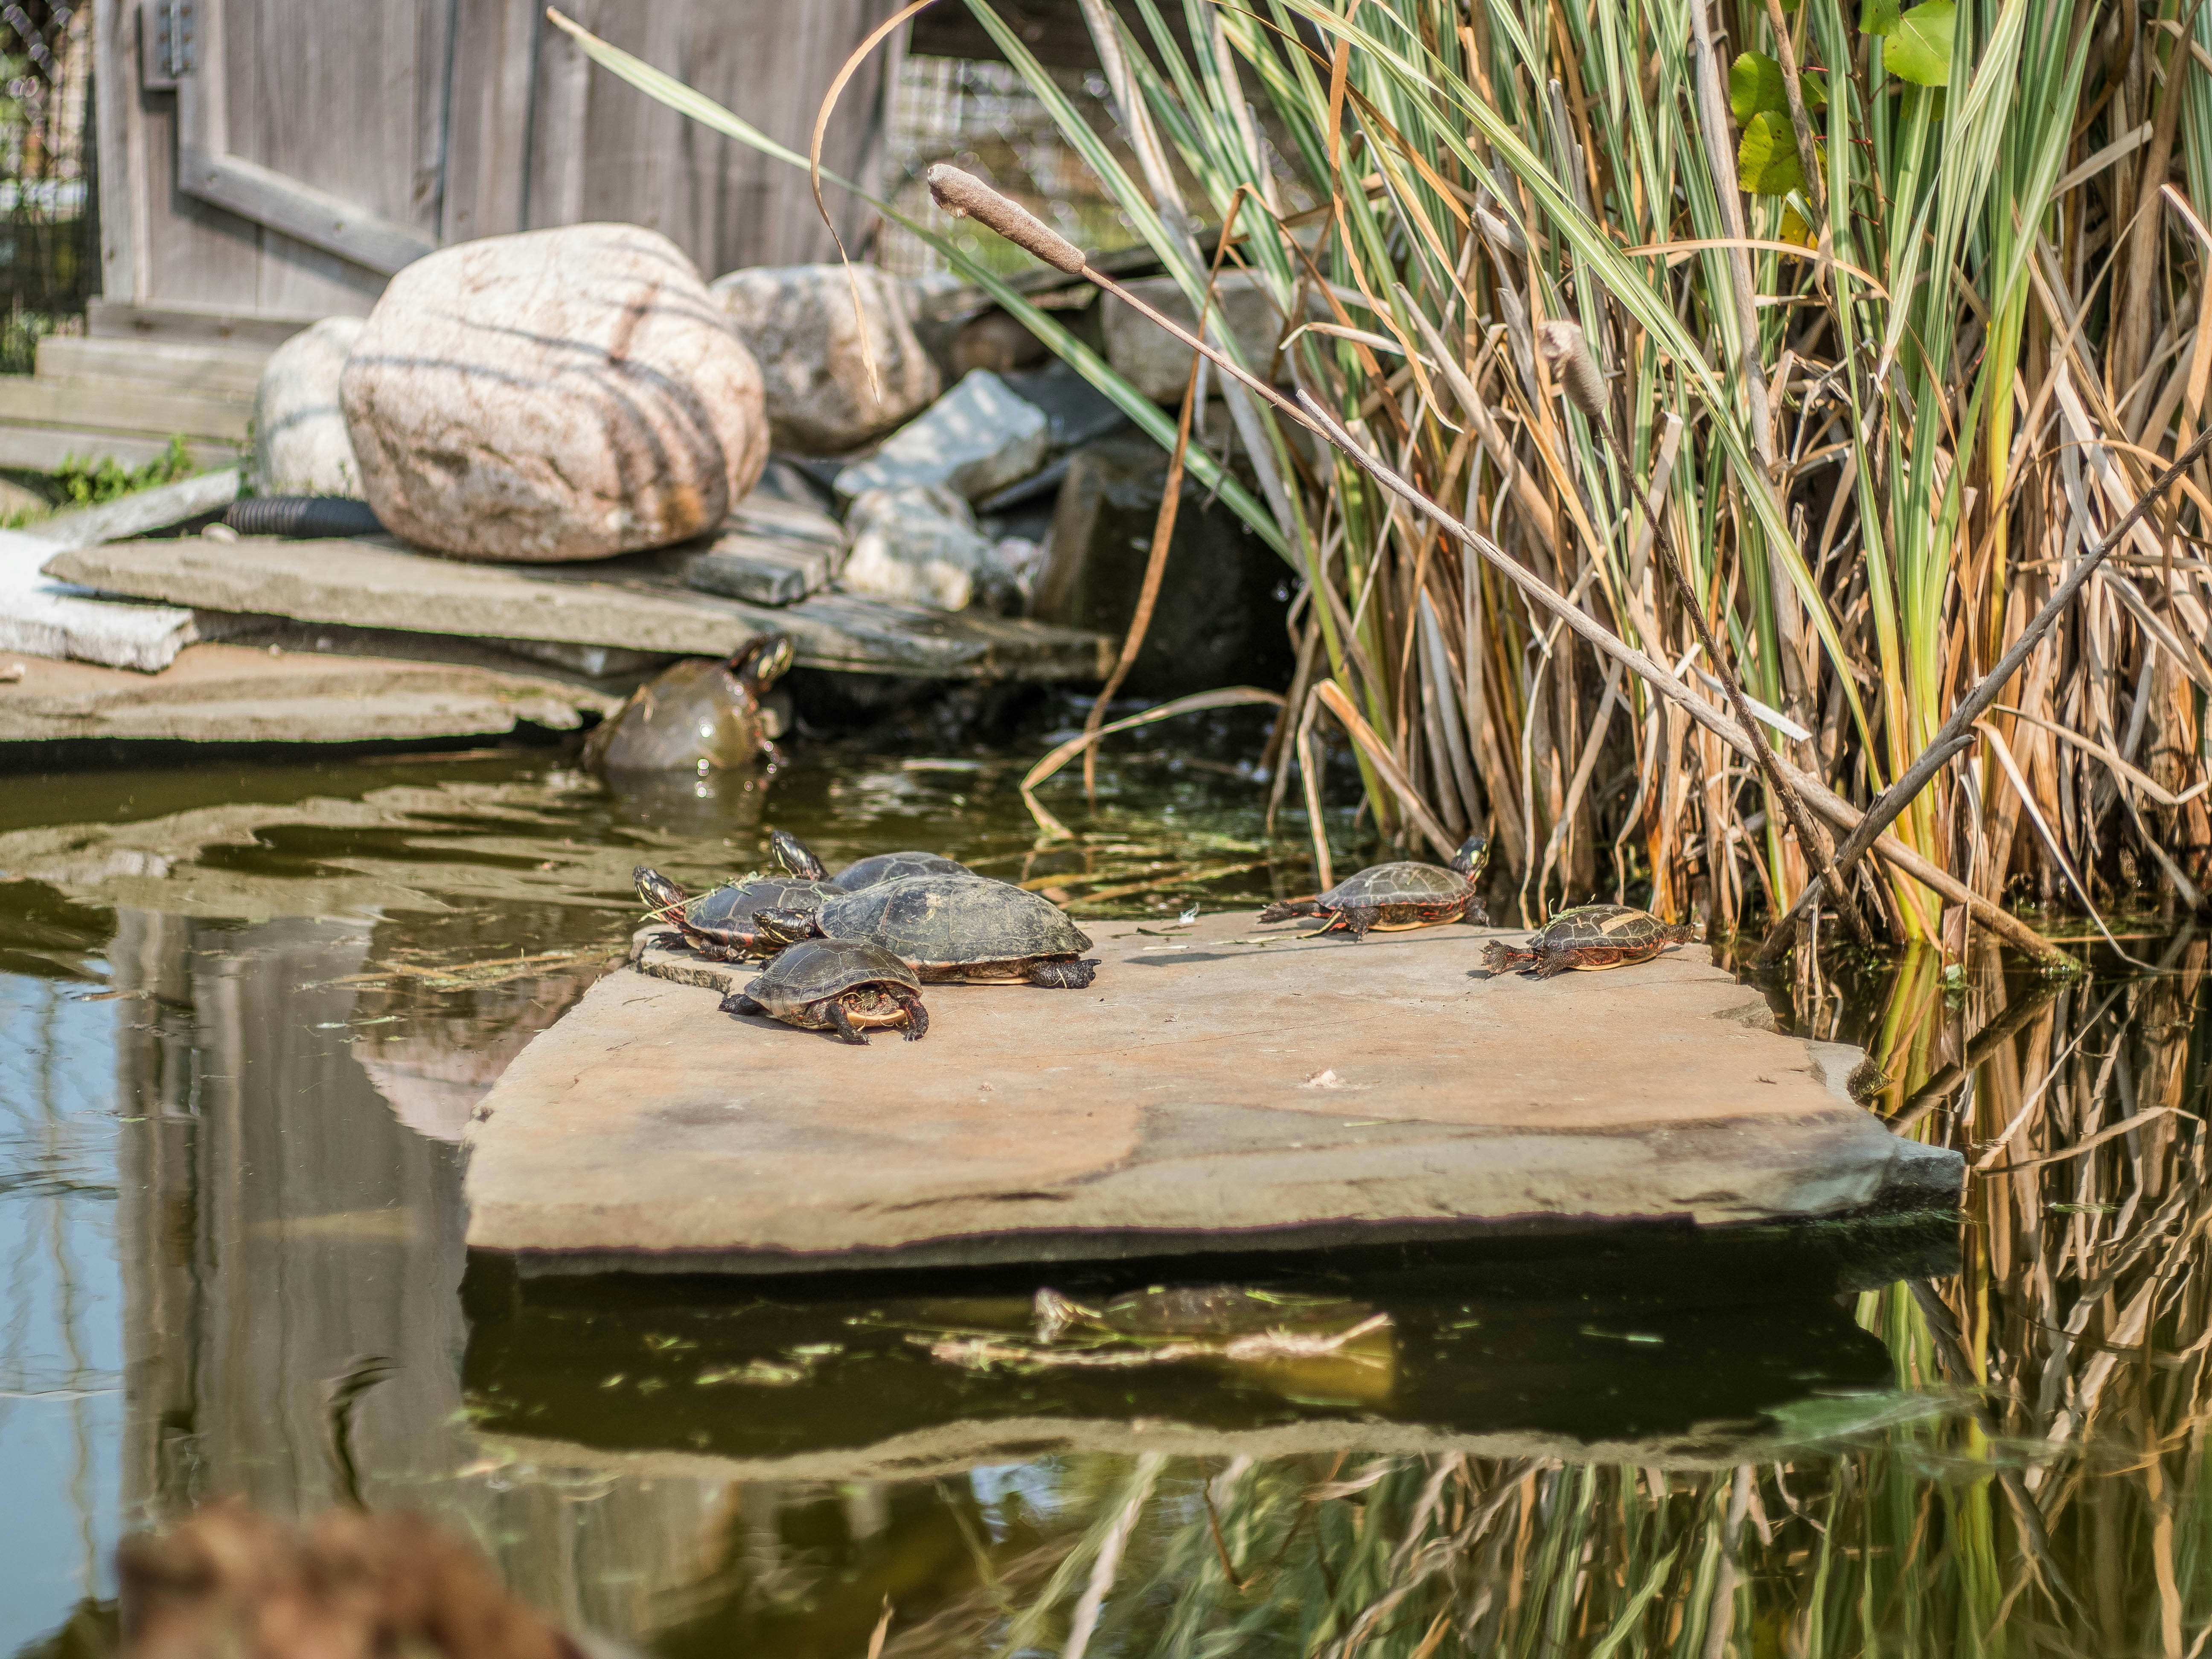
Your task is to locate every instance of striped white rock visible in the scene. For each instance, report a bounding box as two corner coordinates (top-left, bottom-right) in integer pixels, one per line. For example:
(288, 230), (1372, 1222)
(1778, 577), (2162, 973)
(341, 225), (768, 563)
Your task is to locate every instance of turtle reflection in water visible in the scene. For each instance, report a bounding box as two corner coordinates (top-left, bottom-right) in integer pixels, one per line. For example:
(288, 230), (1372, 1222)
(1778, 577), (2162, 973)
(722, 939), (929, 1044)
(584, 633), (793, 774)
(1483, 904), (1698, 978)
(1259, 834), (1490, 940)
(921, 1285), (1395, 1406)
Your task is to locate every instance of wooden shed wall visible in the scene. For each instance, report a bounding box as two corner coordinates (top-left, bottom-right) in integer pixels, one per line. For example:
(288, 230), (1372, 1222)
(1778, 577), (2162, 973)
(91, 0), (901, 334)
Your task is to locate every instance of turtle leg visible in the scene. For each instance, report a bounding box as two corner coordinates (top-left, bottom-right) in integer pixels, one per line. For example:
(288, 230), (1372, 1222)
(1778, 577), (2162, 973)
(1258, 897), (1322, 924)
(889, 987), (930, 1040)
(1462, 900), (1492, 926)
(756, 907), (825, 946)
(826, 1000), (871, 1045)
(1336, 905), (1382, 942)
(1027, 957), (1099, 989)
(719, 992), (766, 1016)
(1532, 952), (1577, 979)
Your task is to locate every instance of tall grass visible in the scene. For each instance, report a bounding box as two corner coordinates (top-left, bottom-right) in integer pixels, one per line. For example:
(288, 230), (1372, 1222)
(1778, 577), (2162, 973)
(558, 0), (2212, 947)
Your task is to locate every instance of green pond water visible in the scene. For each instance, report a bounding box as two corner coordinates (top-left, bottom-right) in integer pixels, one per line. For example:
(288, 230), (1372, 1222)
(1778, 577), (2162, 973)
(2, 714), (2207, 1656)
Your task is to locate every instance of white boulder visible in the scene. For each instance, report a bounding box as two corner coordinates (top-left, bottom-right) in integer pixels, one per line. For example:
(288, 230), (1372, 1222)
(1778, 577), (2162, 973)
(832, 370), (1048, 503)
(341, 224), (768, 564)
(840, 485), (1003, 611)
(712, 264), (941, 454)
(253, 317), (366, 497)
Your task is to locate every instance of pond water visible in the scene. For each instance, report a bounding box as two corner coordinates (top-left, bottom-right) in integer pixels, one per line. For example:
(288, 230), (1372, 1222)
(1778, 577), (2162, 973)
(1, 715), (2206, 1657)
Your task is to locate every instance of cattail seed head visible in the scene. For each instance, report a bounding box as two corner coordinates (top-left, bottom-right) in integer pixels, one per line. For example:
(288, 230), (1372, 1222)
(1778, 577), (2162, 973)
(1537, 319), (1608, 421)
(925, 163), (1088, 276)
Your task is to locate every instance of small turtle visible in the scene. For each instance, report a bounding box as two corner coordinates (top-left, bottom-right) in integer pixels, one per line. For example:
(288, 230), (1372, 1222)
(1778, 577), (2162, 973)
(1258, 835), (1491, 940)
(758, 873), (1098, 987)
(634, 857), (843, 961)
(771, 833), (974, 891)
(584, 634), (793, 774)
(720, 939), (929, 1044)
(1482, 905), (1698, 978)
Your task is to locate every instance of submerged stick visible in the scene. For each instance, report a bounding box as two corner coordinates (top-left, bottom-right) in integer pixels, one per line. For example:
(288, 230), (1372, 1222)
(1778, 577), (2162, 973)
(929, 167), (2072, 967)
(1751, 421), (2212, 965)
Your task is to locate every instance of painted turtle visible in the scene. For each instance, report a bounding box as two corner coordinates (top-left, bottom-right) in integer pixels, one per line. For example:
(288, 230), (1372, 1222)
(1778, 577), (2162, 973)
(757, 873), (1098, 987)
(1258, 835), (1491, 940)
(584, 634), (793, 774)
(1482, 905), (1697, 978)
(633, 856), (844, 961)
(835, 850), (974, 889)
(721, 939), (929, 1044)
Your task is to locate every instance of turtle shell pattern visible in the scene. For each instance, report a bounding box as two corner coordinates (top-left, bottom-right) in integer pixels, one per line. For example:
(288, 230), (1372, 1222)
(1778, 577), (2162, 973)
(1484, 904), (1694, 978)
(743, 938), (920, 1019)
(835, 851), (972, 890)
(809, 873), (1091, 978)
(1321, 861), (1471, 911)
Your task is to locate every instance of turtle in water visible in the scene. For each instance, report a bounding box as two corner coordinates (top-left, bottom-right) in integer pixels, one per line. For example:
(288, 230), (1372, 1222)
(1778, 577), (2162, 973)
(757, 873), (1098, 987)
(770, 833), (974, 891)
(1257, 835), (1491, 940)
(584, 634), (793, 774)
(633, 835), (844, 960)
(720, 939), (929, 1044)
(1482, 905), (1698, 978)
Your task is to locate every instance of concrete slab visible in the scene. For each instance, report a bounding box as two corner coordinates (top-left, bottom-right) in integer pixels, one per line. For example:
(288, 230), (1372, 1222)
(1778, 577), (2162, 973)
(464, 914), (1961, 1272)
(0, 643), (617, 745)
(47, 534), (1111, 681)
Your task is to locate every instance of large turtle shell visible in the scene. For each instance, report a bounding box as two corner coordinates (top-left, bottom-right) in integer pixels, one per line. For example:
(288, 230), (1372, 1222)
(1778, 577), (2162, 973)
(812, 874), (1091, 967)
(1532, 904), (1668, 948)
(744, 939), (919, 1017)
(1321, 860), (1470, 908)
(836, 851), (972, 890)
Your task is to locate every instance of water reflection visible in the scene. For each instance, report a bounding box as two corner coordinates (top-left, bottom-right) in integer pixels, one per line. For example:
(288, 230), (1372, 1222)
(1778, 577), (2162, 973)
(0, 746), (2207, 1655)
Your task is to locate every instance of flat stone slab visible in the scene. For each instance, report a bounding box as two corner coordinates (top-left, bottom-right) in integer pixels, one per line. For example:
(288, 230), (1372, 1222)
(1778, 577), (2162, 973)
(46, 534), (1111, 681)
(464, 914), (1961, 1271)
(0, 643), (616, 744)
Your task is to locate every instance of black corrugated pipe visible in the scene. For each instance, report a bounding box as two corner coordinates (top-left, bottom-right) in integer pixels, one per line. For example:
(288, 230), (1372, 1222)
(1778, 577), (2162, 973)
(222, 496), (384, 538)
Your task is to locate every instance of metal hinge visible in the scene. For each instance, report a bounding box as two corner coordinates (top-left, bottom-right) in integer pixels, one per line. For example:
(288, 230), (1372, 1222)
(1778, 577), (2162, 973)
(141, 0), (194, 88)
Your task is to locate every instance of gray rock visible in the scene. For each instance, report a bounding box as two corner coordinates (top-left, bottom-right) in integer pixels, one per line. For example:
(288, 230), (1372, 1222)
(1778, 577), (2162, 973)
(341, 224), (768, 564)
(713, 263), (942, 455)
(1032, 431), (1294, 697)
(833, 370), (1049, 503)
(1101, 268), (1297, 403)
(840, 484), (1002, 612)
(252, 317), (366, 497)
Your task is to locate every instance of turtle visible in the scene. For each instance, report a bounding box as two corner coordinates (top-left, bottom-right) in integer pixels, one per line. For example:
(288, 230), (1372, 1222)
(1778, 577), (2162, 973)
(1257, 835), (1491, 940)
(633, 859), (844, 961)
(757, 873), (1099, 987)
(1481, 905), (1698, 978)
(769, 832), (974, 891)
(583, 634), (793, 774)
(720, 939), (929, 1044)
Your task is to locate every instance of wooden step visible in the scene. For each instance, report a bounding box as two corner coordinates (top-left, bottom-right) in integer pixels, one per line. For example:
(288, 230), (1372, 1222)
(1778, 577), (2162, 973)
(37, 335), (269, 399)
(0, 425), (243, 474)
(0, 376), (253, 442)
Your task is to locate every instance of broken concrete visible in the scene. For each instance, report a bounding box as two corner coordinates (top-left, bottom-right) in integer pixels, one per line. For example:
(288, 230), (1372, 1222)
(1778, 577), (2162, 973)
(465, 913), (1961, 1271)
(0, 529), (203, 672)
(45, 534), (1112, 681)
(0, 643), (617, 745)
(833, 369), (1049, 502)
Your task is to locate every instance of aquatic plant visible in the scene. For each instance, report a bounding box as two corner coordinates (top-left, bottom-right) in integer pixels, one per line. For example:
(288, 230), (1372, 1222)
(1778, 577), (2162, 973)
(553, 1), (2212, 955)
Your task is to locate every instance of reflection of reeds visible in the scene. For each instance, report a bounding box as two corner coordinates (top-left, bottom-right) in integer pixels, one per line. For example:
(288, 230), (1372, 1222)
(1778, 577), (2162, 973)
(939, 935), (2210, 1656)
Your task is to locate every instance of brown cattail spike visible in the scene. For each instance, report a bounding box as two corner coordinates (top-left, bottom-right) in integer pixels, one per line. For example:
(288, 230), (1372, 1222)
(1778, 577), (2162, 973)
(1537, 319), (1608, 422)
(926, 163), (1089, 276)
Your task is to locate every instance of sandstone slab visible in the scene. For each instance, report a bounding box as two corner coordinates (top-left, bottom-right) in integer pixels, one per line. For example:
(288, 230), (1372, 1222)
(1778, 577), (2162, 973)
(464, 914), (1961, 1272)
(712, 264), (940, 453)
(833, 369), (1048, 501)
(253, 317), (366, 497)
(342, 224), (768, 562)
(46, 535), (1112, 681)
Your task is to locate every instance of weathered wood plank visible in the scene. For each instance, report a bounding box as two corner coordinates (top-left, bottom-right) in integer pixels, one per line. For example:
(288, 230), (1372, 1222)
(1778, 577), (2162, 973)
(0, 428), (243, 474)
(0, 378), (253, 441)
(46, 536), (1113, 681)
(37, 336), (271, 398)
(85, 299), (315, 350)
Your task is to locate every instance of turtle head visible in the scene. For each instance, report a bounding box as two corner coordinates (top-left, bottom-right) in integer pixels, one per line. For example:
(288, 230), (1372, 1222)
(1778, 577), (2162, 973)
(729, 632), (795, 693)
(634, 865), (686, 913)
(1449, 835), (1491, 880)
(768, 829), (828, 880)
(754, 907), (826, 947)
